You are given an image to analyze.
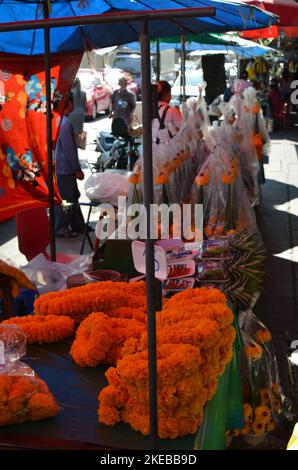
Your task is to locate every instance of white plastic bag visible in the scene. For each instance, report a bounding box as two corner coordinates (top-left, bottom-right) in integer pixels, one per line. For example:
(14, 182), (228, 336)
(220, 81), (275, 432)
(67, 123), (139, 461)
(21, 253), (90, 293)
(85, 172), (130, 206)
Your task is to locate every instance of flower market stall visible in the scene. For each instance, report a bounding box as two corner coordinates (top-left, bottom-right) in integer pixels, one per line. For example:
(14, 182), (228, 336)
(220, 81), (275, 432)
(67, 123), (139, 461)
(0, 0), (280, 450)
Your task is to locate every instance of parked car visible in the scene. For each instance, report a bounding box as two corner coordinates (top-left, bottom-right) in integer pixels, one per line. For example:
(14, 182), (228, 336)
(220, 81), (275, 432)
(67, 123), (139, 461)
(101, 68), (138, 97)
(171, 68), (205, 105)
(76, 68), (112, 119)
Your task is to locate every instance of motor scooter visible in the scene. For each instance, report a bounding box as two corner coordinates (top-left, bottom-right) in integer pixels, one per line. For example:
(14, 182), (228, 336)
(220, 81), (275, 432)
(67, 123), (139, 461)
(94, 131), (129, 172)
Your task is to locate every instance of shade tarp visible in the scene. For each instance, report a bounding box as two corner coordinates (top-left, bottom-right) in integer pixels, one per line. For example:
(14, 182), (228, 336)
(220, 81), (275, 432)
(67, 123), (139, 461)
(239, 0), (298, 37)
(0, 51), (82, 222)
(0, 0), (278, 55)
(127, 35), (273, 57)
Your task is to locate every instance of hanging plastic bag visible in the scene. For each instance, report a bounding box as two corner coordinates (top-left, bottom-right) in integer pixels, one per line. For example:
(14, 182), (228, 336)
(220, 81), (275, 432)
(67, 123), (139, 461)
(0, 324), (59, 426)
(236, 310), (293, 444)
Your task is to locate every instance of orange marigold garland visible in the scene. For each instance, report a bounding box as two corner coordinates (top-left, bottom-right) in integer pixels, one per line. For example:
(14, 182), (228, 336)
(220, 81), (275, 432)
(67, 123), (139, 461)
(0, 374), (59, 426)
(34, 281), (147, 323)
(2, 315), (75, 344)
(98, 343), (205, 439)
(70, 312), (146, 367)
(98, 288), (236, 439)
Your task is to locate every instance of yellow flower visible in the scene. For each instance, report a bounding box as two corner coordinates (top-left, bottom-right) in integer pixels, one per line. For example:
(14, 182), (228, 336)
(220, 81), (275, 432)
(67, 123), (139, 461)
(267, 420), (275, 432)
(260, 388), (271, 404)
(255, 406), (271, 424)
(243, 403), (252, 420)
(272, 398), (281, 413)
(253, 421), (266, 435)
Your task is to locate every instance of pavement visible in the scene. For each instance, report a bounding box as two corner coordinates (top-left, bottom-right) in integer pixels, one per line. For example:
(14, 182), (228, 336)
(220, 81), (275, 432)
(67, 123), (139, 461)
(0, 110), (298, 449)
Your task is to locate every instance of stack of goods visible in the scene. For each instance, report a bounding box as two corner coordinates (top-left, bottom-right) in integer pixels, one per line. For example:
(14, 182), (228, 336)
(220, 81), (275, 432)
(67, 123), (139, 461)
(0, 324), (59, 426)
(156, 230), (265, 311)
(194, 230), (266, 310)
(98, 287), (235, 439)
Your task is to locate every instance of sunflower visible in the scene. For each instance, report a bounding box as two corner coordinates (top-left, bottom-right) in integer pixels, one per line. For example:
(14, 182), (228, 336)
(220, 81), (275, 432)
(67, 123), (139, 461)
(252, 421), (266, 435)
(260, 388), (271, 404)
(267, 420), (275, 432)
(255, 406), (271, 425)
(243, 403), (253, 421)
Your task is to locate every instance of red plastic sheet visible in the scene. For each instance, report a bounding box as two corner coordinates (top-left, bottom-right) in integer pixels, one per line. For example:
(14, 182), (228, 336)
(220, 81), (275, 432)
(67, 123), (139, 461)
(0, 51), (82, 222)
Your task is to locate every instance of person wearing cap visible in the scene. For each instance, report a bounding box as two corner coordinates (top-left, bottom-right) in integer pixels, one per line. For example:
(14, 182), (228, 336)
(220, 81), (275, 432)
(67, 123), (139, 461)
(109, 76), (136, 130)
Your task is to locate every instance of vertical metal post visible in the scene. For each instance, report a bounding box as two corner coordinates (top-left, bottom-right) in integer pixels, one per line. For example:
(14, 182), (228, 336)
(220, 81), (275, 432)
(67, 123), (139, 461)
(140, 20), (159, 450)
(156, 38), (160, 82)
(181, 34), (186, 102)
(44, 1), (56, 261)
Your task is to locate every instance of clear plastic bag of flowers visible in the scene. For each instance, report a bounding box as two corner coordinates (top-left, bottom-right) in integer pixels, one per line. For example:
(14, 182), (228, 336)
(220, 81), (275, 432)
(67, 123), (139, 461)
(238, 310), (293, 438)
(0, 324), (59, 426)
(187, 85), (210, 142)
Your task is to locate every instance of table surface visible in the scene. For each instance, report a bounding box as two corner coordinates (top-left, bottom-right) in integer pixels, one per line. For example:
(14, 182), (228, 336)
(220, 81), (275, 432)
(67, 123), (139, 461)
(0, 340), (196, 450)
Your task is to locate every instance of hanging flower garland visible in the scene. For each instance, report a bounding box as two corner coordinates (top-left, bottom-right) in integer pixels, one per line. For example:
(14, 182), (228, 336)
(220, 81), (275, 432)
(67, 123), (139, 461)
(2, 315), (75, 344)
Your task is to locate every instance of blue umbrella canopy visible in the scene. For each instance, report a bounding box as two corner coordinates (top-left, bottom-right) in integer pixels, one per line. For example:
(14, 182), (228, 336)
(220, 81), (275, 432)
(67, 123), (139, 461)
(0, 0), (278, 55)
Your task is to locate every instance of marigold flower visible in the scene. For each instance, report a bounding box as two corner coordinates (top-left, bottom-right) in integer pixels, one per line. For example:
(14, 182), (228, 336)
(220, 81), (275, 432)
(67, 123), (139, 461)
(195, 173), (210, 186)
(255, 329), (272, 344)
(244, 344), (263, 360)
(0, 375), (58, 426)
(156, 173), (168, 185)
(128, 173), (142, 185)
(222, 173), (235, 185)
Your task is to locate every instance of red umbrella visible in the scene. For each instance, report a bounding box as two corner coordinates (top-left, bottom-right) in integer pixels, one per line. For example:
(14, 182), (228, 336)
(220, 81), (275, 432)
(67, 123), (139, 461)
(239, 0), (298, 37)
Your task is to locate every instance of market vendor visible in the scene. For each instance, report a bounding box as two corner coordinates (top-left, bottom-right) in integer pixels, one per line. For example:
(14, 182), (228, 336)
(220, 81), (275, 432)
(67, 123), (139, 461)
(152, 80), (182, 144)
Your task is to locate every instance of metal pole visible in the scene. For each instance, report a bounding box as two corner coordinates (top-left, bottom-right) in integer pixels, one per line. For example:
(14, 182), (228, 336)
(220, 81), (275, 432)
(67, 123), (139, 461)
(156, 38), (160, 82)
(0, 8), (216, 32)
(140, 20), (159, 450)
(43, 1), (56, 261)
(181, 34), (186, 102)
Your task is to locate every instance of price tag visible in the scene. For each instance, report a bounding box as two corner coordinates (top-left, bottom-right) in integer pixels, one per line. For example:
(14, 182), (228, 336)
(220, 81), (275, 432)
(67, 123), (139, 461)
(131, 240), (168, 280)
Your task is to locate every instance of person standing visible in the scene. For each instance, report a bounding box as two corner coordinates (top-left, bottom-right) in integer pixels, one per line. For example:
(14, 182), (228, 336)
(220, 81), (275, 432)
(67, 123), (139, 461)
(152, 80), (182, 144)
(109, 77), (136, 130)
(69, 77), (87, 145)
(54, 92), (85, 237)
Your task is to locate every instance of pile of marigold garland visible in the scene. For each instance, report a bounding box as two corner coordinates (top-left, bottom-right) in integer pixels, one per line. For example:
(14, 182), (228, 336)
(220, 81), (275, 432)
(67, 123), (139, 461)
(97, 287), (236, 439)
(2, 282), (235, 439)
